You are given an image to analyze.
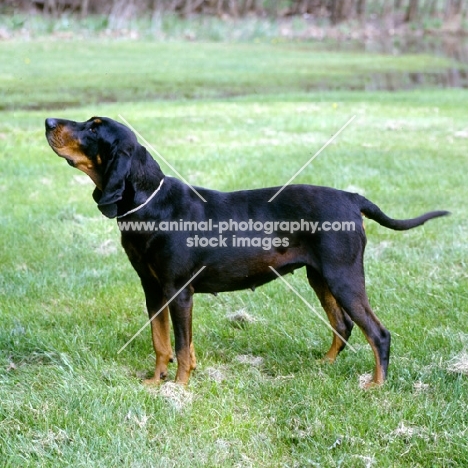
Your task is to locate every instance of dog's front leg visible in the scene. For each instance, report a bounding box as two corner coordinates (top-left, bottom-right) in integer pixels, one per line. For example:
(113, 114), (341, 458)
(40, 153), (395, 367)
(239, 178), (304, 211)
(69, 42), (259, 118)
(140, 277), (173, 385)
(168, 285), (196, 385)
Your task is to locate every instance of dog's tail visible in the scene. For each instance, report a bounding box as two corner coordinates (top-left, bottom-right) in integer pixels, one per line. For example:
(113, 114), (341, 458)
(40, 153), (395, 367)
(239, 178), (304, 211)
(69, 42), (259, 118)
(357, 195), (450, 231)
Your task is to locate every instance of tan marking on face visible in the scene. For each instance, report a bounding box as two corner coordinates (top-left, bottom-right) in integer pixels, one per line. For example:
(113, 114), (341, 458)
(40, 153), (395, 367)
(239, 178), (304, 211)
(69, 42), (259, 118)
(47, 125), (102, 189)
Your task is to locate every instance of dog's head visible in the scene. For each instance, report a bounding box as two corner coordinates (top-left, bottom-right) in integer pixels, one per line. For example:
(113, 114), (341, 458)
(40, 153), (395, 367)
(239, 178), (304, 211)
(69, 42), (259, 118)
(45, 116), (141, 218)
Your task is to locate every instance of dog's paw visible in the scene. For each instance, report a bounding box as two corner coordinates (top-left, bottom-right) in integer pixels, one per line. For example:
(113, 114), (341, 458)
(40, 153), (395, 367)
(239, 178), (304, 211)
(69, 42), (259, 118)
(143, 372), (167, 386)
(317, 355), (336, 364)
(359, 373), (384, 390)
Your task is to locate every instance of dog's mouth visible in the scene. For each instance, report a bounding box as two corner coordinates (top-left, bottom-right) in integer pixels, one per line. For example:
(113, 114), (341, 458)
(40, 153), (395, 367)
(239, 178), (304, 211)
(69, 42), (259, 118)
(47, 143), (77, 167)
(46, 132), (82, 169)
(65, 157), (76, 167)
(47, 139), (103, 189)
(46, 135), (69, 158)
(45, 130), (63, 148)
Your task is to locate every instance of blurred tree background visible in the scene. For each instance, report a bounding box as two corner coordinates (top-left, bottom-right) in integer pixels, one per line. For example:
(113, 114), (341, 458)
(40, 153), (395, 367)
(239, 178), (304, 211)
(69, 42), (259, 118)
(1, 0), (466, 25)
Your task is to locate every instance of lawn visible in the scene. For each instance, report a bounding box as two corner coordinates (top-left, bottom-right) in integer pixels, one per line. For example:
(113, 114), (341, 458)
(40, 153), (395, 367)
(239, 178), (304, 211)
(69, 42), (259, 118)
(0, 37), (467, 467)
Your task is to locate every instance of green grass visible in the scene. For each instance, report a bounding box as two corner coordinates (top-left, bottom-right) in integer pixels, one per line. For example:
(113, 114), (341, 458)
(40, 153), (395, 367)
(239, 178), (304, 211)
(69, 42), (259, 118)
(0, 40), (459, 110)
(0, 37), (467, 467)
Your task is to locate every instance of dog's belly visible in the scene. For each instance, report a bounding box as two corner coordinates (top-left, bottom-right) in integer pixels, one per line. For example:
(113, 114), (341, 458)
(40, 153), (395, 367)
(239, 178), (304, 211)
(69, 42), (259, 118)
(193, 264), (304, 293)
(192, 247), (316, 294)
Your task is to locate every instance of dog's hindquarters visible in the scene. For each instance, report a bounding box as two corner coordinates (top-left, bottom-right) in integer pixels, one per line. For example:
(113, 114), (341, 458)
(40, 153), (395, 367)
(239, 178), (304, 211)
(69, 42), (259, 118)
(309, 191), (447, 385)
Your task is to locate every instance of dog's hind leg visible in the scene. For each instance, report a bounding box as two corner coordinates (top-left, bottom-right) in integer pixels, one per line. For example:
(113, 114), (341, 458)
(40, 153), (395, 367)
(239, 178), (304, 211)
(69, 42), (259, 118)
(306, 266), (354, 362)
(323, 264), (391, 387)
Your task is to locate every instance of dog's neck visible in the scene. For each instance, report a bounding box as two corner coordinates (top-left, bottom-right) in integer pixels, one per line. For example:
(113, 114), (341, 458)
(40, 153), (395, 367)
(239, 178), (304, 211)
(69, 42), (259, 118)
(119, 146), (165, 216)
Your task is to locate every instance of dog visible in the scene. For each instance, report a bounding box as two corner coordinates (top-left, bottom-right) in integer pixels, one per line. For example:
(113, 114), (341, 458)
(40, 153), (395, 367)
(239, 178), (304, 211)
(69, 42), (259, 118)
(45, 116), (449, 387)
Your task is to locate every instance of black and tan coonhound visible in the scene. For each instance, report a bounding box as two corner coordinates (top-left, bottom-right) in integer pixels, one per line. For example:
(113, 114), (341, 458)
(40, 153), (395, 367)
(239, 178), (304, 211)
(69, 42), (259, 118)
(45, 116), (449, 387)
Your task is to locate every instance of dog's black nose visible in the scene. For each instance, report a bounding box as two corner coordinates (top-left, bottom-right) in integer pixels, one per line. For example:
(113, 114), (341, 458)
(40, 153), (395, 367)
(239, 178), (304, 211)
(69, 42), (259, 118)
(45, 118), (57, 131)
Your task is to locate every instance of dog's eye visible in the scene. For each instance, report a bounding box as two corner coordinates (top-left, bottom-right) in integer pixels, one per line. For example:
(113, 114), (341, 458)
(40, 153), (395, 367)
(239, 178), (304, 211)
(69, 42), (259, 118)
(89, 127), (96, 133)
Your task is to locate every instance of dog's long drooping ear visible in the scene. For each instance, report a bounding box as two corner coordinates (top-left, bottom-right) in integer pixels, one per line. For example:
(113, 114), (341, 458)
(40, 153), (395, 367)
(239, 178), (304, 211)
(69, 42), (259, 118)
(93, 140), (134, 218)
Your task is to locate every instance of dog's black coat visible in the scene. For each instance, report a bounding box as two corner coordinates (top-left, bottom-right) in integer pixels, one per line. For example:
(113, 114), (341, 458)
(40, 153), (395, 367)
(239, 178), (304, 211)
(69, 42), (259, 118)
(45, 116), (449, 386)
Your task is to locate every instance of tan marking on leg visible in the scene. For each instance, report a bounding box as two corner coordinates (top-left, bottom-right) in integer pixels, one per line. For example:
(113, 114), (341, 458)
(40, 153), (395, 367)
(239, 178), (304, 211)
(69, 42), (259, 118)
(190, 341), (197, 370)
(321, 291), (345, 363)
(355, 301), (388, 389)
(322, 334), (343, 363)
(144, 305), (173, 386)
(174, 348), (192, 385)
(308, 273), (350, 363)
(364, 339), (385, 388)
